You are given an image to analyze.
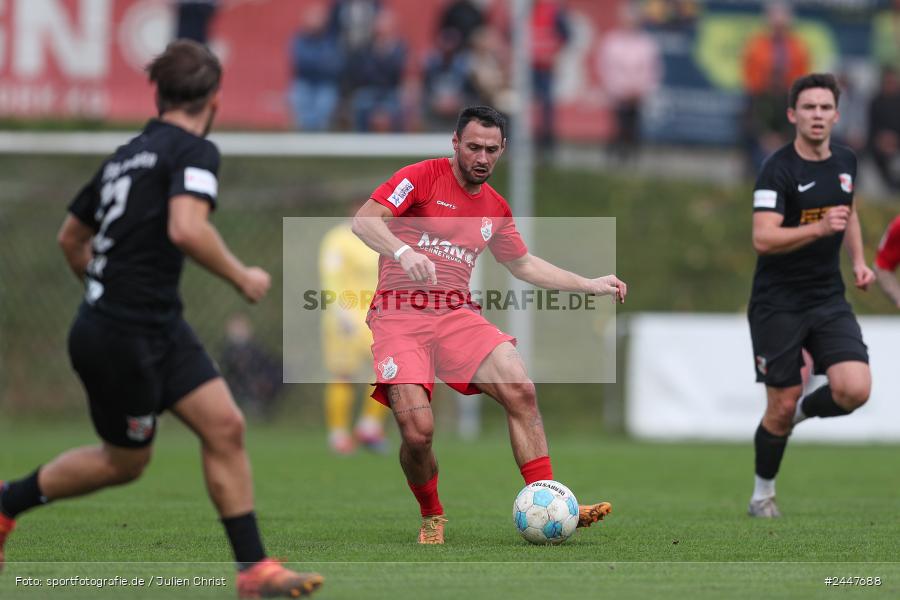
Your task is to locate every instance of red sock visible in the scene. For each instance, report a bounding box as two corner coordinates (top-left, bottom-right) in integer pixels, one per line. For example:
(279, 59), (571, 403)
(408, 474), (444, 517)
(520, 455), (553, 484)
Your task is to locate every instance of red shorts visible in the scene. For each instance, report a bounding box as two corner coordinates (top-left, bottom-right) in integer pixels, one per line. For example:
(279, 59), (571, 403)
(367, 307), (516, 406)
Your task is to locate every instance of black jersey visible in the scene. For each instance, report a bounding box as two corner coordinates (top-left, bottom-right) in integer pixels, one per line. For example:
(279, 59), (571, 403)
(68, 120), (219, 329)
(750, 142), (857, 309)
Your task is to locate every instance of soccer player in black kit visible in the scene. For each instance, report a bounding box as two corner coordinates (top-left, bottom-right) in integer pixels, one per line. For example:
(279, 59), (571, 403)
(0, 41), (323, 597)
(748, 73), (874, 517)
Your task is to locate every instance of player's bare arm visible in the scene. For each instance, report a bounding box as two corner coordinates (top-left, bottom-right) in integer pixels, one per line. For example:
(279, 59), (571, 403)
(352, 199), (437, 284)
(56, 214), (94, 281)
(842, 206), (875, 290)
(168, 194), (270, 303)
(502, 253), (626, 303)
(752, 206), (849, 255)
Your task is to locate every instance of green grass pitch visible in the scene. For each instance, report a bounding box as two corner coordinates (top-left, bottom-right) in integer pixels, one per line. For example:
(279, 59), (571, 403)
(0, 418), (897, 599)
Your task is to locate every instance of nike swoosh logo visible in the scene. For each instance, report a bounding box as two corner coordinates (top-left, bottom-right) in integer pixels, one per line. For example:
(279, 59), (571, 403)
(798, 182), (816, 192)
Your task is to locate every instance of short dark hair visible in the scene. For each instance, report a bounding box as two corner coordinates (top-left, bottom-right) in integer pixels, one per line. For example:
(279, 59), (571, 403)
(455, 106), (507, 140)
(146, 40), (222, 116)
(789, 73), (840, 109)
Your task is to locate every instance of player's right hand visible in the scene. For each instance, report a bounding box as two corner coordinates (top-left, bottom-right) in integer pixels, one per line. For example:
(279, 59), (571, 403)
(818, 205), (851, 236)
(239, 266), (271, 303)
(399, 251), (437, 285)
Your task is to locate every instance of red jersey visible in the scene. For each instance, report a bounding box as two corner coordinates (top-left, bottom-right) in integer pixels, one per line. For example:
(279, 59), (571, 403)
(370, 158), (527, 306)
(875, 215), (900, 271)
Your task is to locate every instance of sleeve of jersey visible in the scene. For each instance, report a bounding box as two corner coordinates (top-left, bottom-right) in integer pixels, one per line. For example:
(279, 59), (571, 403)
(169, 139), (221, 209)
(67, 174), (101, 231)
(488, 209), (528, 262)
(875, 217), (900, 271)
(370, 163), (424, 217)
(752, 159), (787, 215)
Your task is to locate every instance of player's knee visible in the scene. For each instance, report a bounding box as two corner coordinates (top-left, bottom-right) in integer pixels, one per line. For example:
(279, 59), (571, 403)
(831, 380), (870, 411)
(767, 395), (798, 428)
(106, 449), (152, 484)
(502, 380), (538, 414)
(401, 425), (433, 453)
(213, 409), (247, 452)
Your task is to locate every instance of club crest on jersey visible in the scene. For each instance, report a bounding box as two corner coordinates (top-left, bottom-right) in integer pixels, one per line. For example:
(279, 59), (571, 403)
(755, 355), (767, 376)
(839, 173), (853, 193)
(481, 217), (493, 241)
(378, 357), (398, 380)
(126, 414), (155, 442)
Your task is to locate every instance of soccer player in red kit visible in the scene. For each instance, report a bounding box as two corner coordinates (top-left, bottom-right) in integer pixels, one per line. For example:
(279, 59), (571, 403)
(874, 215), (900, 308)
(352, 106), (626, 543)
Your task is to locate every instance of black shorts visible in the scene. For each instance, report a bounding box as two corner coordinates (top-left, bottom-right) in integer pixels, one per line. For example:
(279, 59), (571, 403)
(748, 300), (869, 388)
(67, 307), (220, 448)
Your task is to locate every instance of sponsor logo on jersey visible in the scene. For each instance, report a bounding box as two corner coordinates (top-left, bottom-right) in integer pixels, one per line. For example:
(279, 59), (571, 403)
(839, 173), (853, 193)
(184, 167), (218, 198)
(126, 414), (155, 442)
(416, 232), (477, 266)
(436, 200), (457, 209)
(378, 356), (398, 380)
(388, 178), (414, 207)
(800, 205), (837, 225)
(797, 181), (816, 192)
(753, 190), (777, 209)
(481, 217), (493, 241)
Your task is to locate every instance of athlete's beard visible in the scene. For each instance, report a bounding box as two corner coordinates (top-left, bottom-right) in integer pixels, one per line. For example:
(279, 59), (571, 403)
(457, 154), (491, 185)
(202, 106), (217, 137)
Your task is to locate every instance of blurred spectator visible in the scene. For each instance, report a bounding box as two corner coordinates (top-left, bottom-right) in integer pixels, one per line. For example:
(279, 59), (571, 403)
(741, 2), (811, 174)
(868, 68), (900, 192)
(288, 4), (343, 131)
(873, 0), (900, 71)
(597, 3), (662, 163)
(531, 0), (571, 156)
(220, 314), (282, 420)
(329, 0), (381, 53)
(345, 10), (407, 131)
(832, 69), (867, 152)
(438, 0), (485, 50)
(175, 0), (218, 44)
(423, 31), (476, 130)
(468, 26), (513, 113)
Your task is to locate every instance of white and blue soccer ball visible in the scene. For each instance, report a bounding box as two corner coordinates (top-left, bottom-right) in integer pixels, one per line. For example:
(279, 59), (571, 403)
(513, 480), (579, 545)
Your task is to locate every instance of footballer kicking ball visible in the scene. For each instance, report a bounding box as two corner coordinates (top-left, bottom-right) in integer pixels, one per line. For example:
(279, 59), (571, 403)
(513, 480), (579, 545)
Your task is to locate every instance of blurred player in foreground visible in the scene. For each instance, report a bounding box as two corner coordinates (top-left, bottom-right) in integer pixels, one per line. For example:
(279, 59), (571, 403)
(0, 40), (322, 597)
(748, 73), (873, 518)
(352, 106), (626, 543)
(319, 221), (390, 454)
(873, 215), (900, 308)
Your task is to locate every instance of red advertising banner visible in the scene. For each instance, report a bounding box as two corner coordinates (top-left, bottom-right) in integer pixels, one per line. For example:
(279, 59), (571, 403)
(0, 0), (620, 138)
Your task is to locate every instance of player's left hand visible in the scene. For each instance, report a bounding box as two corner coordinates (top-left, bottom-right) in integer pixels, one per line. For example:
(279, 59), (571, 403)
(853, 263), (875, 291)
(588, 275), (627, 304)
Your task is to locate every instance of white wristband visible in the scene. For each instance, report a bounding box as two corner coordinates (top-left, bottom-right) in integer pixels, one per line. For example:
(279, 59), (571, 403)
(393, 244), (412, 261)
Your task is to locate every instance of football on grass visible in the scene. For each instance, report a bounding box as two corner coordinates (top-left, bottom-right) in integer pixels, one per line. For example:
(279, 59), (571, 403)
(513, 480), (579, 545)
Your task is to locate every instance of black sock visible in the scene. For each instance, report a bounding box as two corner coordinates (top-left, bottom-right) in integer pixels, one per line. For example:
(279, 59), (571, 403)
(800, 385), (850, 418)
(222, 512), (266, 570)
(0, 469), (48, 519)
(754, 424), (789, 480)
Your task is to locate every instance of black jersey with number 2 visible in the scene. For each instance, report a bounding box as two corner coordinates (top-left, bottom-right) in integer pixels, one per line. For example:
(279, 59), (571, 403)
(68, 120), (220, 329)
(750, 142), (857, 309)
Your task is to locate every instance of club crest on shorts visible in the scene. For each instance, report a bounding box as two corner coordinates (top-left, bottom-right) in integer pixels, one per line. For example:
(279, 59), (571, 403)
(378, 356), (398, 380)
(839, 173), (853, 193)
(126, 414), (155, 442)
(755, 355), (768, 376)
(481, 217), (493, 241)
